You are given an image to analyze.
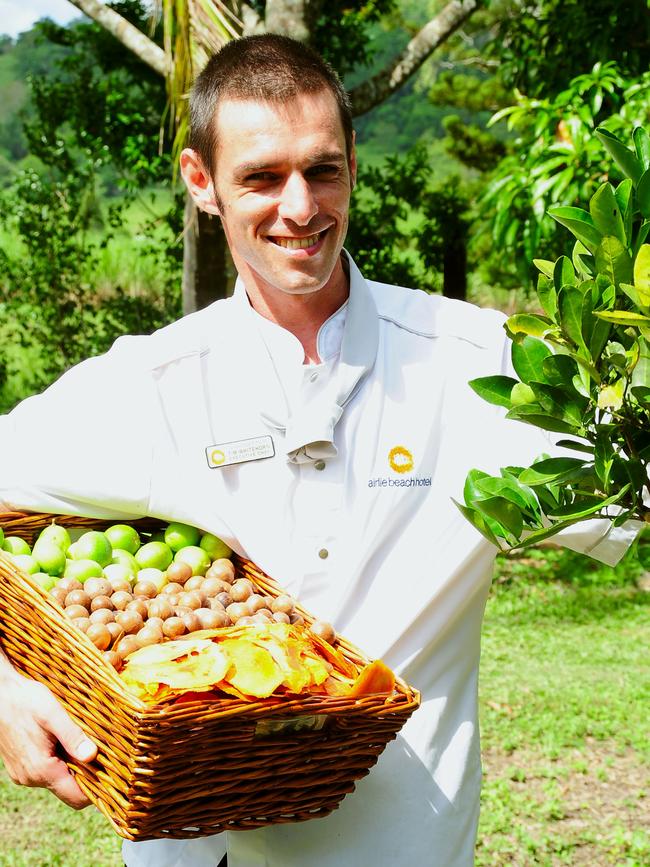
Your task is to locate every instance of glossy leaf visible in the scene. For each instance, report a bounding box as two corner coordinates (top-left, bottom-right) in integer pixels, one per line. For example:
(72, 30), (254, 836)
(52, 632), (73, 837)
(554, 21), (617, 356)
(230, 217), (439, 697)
(452, 500), (502, 549)
(614, 178), (634, 243)
(506, 406), (580, 434)
(473, 496), (524, 538)
(631, 385), (650, 405)
(547, 206), (602, 253)
(572, 240), (595, 278)
(637, 169), (650, 220)
(533, 259), (555, 279)
(589, 183), (626, 244)
(634, 127), (650, 171)
(558, 286), (588, 350)
(473, 476), (538, 515)
(595, 128), (643, 185)
(505, 313), (554, 338)
(537, 274), (557, 320)
(594, 236), (633, 287)
(545, 485), (630, 519)
(634, 245), (650, 303)
(468, 376), (518, 408)
(529, 382), (586, 427)
(541, 354), (578, 388)
(631, 338), (650, 388)
(553, 255), (576, 290)
(518, 457), (587, 486)
(555, 439), (594, 454)
(511, 336), (552, 383)
(594, 310), (650, 325)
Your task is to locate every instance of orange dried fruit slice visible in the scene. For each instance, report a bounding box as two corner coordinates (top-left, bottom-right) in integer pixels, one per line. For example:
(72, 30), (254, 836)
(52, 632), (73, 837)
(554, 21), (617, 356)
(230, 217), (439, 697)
(220, 639), (284, 698)
(348, 660), (395, 698)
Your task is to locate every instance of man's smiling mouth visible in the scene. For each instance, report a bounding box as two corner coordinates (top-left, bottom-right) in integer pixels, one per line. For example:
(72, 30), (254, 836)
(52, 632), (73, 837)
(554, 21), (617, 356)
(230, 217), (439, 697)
(269, 230), (327, 249)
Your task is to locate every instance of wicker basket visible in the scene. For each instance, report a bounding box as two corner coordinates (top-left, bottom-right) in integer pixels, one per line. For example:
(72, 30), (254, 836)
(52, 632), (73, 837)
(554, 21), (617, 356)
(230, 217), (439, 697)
(0, 512), (420, 841)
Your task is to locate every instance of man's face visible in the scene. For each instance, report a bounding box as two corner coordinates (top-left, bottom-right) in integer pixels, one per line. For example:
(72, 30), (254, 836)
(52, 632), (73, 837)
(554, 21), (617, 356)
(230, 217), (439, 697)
(201, 90), (356, 299)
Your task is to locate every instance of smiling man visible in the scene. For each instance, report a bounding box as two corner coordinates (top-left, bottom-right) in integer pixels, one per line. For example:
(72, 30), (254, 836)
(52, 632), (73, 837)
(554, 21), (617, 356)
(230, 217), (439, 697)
(0, 33), (639, 867)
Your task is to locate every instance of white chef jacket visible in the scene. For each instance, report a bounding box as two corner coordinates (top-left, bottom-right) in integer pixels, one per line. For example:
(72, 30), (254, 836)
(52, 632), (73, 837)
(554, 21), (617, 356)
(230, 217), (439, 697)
(0, 253), (638, 867)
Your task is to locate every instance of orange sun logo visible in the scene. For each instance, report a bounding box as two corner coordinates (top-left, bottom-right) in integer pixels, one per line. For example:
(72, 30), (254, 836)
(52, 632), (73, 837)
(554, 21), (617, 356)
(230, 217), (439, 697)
(388, 445), (414, 474)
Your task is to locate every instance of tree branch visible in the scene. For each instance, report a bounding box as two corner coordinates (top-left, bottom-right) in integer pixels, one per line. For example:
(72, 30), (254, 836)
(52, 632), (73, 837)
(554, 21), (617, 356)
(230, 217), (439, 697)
(349, 0), (481, 117)
(66, 0), (170, 77)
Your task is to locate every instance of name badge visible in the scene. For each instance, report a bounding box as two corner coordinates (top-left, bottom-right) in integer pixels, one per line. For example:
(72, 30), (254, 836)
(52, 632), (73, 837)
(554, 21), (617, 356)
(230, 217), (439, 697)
(205, 436), (275, 469)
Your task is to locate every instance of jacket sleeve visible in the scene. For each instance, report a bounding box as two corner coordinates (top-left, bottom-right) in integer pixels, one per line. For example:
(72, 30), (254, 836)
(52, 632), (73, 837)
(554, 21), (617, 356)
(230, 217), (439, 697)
(0, 335), (154, 520)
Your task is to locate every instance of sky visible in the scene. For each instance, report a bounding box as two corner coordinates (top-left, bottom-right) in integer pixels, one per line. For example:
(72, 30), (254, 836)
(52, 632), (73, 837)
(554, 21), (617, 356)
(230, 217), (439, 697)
(0, 0), (79, 39)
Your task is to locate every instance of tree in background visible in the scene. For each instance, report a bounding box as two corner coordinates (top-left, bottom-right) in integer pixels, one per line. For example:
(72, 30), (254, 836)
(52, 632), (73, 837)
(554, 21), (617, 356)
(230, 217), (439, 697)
(64, 0), (482, 310)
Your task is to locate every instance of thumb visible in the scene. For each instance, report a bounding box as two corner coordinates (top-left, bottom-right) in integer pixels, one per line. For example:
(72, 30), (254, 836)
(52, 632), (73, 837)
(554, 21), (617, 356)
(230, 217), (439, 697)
(45, 700), (97, 763)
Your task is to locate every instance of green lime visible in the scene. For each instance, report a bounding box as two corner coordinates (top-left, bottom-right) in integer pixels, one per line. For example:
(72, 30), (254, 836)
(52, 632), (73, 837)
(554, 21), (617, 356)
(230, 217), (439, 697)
(165, 522), (201, 552)
(33, 572), (57, 591)
(33, 540), (67, 577)
(69, 531), (113, 567)
(105, 524), (141, 555)
(200, 532), (232, 560)
(111, 548), (139, 575)
(11, 553), (39, 574)
(135, 541), (173, 571)
(0, 528), (4, 548)
(174, 545), (211, 577)
(3, 537), (31, 556)
(37, 524), (71, 552)
(64, 559), (104, 583)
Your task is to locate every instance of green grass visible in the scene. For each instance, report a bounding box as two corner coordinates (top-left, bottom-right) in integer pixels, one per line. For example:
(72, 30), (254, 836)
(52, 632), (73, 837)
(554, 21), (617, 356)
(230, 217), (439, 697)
(0, 544), (647, 865)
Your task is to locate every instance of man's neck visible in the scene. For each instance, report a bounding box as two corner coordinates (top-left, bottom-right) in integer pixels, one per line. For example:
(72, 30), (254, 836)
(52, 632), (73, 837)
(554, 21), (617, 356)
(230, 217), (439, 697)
(241, 257), (350, 363)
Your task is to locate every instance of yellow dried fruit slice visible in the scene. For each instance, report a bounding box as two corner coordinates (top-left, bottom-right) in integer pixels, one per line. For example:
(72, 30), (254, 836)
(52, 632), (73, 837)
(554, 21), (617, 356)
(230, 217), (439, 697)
(220, 639), (284, 698)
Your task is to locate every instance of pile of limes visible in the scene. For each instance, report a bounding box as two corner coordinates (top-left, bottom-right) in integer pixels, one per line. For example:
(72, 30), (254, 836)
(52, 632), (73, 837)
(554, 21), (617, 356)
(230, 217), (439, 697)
(1, 521), (310, 668)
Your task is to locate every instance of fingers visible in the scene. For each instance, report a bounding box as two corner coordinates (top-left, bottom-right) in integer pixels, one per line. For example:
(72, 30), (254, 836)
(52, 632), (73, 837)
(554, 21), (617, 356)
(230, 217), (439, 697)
(42, 755), (93, 810)
(37, 693), (97, 764)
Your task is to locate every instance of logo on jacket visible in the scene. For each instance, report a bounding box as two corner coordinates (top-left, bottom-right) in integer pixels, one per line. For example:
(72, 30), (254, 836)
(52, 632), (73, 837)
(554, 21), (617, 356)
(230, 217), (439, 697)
(388, 445), (414, 474)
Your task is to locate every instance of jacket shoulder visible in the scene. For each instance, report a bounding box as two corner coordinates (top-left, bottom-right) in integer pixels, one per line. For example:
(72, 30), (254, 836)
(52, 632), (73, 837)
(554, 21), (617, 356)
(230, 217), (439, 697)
(368, 280), (507, 350)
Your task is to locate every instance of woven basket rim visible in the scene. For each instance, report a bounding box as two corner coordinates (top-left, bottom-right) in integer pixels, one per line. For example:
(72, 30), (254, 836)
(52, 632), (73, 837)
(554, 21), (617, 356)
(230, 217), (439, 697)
(0, 511), (421, 720)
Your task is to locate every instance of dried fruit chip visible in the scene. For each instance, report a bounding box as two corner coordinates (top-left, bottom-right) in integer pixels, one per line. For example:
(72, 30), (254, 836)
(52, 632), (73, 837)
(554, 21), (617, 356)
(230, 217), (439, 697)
(348, 660), (396, 698)
(220, 639), (284, 698)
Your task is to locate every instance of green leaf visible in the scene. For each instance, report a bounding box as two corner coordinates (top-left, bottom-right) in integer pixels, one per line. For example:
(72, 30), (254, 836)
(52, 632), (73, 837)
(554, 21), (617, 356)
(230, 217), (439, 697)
(533, 259), (555, 279)
(510, 382), (536, 405)
(553, 255), (576, 290)
(558, 286), (588, 351)
(530, 382), (586, 427)
(507, 518), (584, 550)
(634, 244), (650, 304)
(547, 206), (602, 253)
(631, 385), (650, 405)
(518, 457), (587, 486)
(594, 236), (633, 287)
(589, 183), (627, 244)
(506, 406), (580, 434)
(468, 375), (518, 408)
(537, 274), (557, 320)
(452, 499), (502, 548)
(619, 282), (642, 308)
(541, 354), (578, 387)
(614, 178), (634, 245)
(594, 310), (650, 326)
(597, 379), (625, 410)
(474, 496), (524, 539)
(633, 127), (650, 170)
(572, 241), (594, 278)
(474, 476), (539, 515)
(595, 432), (615, 491)
(505, 313), (554, 338)
(631, 337), (650, 389)
(511, 336), (552, 383)
(545, 485), (630, 519)
(637, 169), (650, 220)
(464, 468), (492, 506)
(633, 222), (650, 259)
(555, 439), (594, 454)
(595, 128), (643, 185)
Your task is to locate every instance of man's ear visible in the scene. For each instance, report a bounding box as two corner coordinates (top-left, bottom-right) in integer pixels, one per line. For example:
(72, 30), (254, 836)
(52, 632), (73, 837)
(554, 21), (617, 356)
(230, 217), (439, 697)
(348, 130), (357, 190)
(179, 148), (221, 216)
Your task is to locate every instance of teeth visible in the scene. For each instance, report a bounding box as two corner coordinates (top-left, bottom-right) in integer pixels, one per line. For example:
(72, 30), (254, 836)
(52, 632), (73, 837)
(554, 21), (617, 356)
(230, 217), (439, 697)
(273, 233), (321, 249)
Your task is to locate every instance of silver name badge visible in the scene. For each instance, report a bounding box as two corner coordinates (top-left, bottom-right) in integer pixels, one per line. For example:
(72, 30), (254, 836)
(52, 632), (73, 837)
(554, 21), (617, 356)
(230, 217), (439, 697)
(205, 435), (275, 469)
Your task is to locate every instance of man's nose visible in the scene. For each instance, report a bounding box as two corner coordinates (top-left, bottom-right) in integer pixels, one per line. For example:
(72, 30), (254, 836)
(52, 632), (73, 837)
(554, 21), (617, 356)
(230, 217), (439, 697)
(277, 173), (318, 225)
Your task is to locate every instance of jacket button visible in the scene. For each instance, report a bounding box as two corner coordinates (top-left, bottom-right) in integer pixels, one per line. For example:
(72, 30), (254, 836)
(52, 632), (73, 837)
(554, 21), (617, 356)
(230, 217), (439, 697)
(314, 460), (326, 471)
(318, 548), (329, 560)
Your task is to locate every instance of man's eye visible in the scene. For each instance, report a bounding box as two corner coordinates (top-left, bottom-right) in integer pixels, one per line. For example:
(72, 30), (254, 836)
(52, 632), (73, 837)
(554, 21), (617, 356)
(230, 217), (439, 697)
(308, 164), (339, 177)
(247, 172), (277, 182)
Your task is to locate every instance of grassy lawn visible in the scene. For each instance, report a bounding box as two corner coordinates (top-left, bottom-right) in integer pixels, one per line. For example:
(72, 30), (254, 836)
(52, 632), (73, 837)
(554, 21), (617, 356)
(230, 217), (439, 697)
(0, 544), (648, 865)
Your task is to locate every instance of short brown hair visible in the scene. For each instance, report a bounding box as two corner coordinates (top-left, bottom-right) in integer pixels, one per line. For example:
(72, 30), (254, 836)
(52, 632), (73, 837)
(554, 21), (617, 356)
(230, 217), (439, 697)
(189, 34), (353, 177)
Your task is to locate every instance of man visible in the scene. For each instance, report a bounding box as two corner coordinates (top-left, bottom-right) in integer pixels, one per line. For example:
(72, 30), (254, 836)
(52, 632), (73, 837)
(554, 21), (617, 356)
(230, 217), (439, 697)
(0, 35), (638, 867)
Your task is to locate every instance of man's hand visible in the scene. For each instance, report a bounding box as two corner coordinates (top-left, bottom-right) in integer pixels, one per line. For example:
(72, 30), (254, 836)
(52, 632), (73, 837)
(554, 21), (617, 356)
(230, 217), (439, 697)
(0, 653), (97, 809)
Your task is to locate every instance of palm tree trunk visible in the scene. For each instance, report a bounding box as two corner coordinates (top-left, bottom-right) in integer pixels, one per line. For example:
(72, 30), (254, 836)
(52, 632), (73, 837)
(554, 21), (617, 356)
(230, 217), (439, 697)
(182, 196), (234, 313)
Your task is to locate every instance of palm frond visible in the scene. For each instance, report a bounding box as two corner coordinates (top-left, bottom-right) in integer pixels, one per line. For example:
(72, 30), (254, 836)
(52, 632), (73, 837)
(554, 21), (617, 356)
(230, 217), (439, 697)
(152, 1), (243, 175)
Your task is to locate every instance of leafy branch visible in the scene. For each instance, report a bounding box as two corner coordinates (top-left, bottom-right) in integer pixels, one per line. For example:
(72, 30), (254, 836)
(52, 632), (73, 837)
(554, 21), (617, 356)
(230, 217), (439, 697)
(460, 124), (650, 551)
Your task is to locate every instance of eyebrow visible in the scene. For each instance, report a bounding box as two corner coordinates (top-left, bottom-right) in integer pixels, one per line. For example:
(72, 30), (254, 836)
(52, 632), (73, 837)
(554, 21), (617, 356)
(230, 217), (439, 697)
(235, 151), (346, 179)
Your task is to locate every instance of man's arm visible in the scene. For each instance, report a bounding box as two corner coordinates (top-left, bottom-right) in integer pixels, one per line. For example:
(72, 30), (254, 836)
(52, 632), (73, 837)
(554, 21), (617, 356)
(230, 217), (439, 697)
(0, 647), (98, 808)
